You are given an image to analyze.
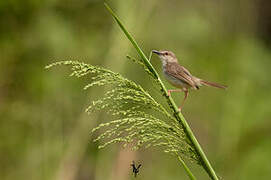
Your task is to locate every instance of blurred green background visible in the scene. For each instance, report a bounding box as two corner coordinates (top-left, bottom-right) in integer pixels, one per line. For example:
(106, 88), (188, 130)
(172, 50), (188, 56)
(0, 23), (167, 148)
(1, 0), (271, 179)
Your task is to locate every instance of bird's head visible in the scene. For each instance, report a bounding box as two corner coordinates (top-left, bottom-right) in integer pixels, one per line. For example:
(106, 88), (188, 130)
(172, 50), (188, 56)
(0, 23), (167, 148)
(152, 50), (177, 64)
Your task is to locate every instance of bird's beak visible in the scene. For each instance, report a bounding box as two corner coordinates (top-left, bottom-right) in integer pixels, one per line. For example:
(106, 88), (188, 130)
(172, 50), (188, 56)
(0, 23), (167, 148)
(152, 50), (161, 55)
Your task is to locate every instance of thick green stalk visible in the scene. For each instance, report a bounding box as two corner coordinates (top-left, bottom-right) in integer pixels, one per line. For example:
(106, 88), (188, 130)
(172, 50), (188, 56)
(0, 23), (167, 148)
(104, 3), (219, 180)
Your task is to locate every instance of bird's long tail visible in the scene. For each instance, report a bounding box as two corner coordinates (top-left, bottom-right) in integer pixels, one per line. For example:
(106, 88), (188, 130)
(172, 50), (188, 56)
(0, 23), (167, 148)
(200, 79), (227, 89)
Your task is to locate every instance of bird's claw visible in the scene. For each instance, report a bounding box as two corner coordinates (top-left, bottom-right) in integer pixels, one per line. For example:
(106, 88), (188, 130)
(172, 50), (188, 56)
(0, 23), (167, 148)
(167, 90), (171, 97)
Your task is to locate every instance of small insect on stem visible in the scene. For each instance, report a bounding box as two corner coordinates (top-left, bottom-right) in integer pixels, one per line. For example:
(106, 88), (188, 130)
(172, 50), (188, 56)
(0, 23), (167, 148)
(131, 161), (142, 178)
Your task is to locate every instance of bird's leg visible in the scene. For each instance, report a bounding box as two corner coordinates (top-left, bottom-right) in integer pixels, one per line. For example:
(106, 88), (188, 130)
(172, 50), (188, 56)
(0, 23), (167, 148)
(178, 90), (189, 111)
(148, 51), (153, 61)
(167, 89), (182, 96)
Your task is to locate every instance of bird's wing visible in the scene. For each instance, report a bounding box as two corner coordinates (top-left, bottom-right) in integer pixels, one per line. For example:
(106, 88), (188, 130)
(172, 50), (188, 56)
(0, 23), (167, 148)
(166, 62), (197, 88)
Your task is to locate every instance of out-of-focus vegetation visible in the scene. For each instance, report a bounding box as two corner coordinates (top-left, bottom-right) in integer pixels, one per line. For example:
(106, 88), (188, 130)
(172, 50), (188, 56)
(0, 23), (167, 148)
(1, 0), (271, 180)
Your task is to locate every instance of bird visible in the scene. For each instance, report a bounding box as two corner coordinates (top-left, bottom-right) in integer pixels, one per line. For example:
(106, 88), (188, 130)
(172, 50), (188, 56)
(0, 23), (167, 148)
(152, 50), (227, 111)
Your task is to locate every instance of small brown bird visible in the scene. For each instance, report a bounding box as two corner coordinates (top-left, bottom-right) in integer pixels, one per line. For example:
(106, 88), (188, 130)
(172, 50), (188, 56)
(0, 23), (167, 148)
(152, 50), (227, 111)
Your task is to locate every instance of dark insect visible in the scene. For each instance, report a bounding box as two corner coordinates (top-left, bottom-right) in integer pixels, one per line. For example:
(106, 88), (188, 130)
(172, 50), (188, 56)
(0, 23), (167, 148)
(131, 161), (142, 178)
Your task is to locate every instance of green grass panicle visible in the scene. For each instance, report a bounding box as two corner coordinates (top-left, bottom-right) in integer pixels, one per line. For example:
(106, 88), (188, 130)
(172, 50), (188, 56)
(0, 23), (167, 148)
(45, 61), (199, 166)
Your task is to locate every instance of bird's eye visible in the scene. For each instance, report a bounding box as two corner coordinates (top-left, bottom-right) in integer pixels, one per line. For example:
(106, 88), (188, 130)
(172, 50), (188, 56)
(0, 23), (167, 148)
(165, 52), (168, 55)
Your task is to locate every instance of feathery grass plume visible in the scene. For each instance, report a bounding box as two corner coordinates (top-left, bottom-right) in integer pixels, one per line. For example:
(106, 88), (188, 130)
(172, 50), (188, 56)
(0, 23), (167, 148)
(45, 61), (199, 164)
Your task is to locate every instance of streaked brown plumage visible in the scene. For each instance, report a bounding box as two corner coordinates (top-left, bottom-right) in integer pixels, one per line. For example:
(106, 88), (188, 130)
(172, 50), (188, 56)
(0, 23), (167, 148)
(152, 50), (227, 111)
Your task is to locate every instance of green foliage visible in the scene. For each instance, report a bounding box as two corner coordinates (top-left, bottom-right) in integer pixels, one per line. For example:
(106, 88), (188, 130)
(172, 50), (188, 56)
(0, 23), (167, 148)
(45, 60), (199, 163)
